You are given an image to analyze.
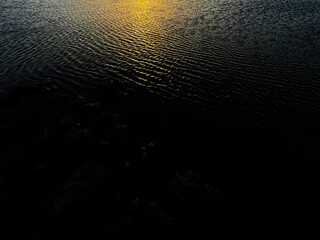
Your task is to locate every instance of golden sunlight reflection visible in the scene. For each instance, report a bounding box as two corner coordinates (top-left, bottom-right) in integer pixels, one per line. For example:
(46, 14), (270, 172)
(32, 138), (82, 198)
(108, 0), (179, 85)
(125, 0), (176, 52)
(70, 0), (182, 86)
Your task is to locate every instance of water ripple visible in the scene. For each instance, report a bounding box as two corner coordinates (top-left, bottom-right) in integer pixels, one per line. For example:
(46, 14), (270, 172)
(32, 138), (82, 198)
(1, 0), (320, 130)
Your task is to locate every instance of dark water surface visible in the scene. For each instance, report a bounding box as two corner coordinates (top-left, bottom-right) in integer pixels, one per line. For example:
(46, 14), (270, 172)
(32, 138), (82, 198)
(1, 0), (320, 140)
(1, 1), (320, 238)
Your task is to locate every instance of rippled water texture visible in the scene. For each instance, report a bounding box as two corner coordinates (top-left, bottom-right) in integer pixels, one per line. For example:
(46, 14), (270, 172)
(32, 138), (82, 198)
(1, 0), (320, 123)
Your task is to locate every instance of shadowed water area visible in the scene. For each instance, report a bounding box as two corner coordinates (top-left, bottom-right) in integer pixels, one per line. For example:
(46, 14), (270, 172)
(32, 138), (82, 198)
(1, 0), (320, 239)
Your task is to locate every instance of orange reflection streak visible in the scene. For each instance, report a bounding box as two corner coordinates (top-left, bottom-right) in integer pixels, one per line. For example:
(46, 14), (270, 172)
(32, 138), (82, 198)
(126, 0), (174, 50)
(111, 0), (178, 76)
(81, 0), (179, 53)
(71, 0), (180, 85)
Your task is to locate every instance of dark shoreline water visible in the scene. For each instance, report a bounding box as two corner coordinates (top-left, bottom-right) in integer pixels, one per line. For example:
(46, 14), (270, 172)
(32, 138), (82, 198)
(0, 80), (319, 239)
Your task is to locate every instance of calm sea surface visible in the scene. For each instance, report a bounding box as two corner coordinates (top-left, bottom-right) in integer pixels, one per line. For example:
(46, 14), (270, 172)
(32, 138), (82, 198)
(1, 0), (320, 132)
